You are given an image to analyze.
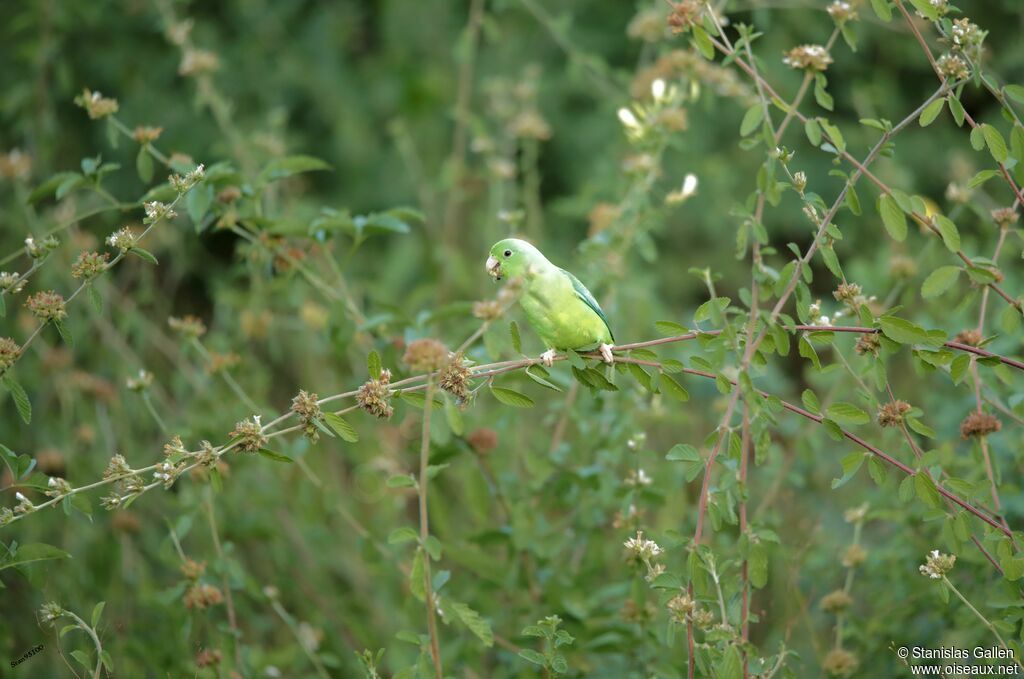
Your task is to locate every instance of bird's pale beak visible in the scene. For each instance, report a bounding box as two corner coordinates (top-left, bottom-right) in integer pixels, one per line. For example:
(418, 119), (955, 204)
(486, 255), (502, 280)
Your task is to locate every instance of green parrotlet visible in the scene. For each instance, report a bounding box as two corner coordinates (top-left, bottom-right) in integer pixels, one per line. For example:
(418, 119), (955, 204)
(486, 238), (615, 366)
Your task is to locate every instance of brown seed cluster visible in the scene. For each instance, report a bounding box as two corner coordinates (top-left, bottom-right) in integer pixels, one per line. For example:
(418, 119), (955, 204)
(230, 418), (267, 453)
(75, 89), (119, 119)
(181, 559), (206, 581)
(960, 411), (1001, 439)
(823, 648), (859, 676)
(666, 0), (703, 34)
(439, 354), (472, 402)
(403, 338), (449, 372)
(467, 428), (498, 454)
(356, 369), (394, 419)
(25, 290), (67, 322)
(168, 315), (207, 338)
(472, 300), (502, 321)
(183, 583), (224, 609)
(132, 126), (163, 144)
(832, 282), (861, 304)
(991, 207), (1019, 228)
(70, 251), (110, 279)
(0, 337), (21, 371)
(292, 390), (323, 442)
(877, 400), (911, 428)
(783, 44), (833, 71)
(854, 333), (880, 356)
(820, 589), (853, 613)
(841, 543), (867, 568)
(195, 649), (222, 668)
(953, 329), (982, 347)
(937, 53), (970, 80)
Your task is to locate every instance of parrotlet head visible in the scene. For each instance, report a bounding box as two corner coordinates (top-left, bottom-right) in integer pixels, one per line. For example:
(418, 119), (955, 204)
(486, 238), (545, 281)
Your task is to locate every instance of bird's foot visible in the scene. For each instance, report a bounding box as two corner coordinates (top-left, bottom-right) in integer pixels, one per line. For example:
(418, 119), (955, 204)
(599, 343), (615, 364)
(540, 348), (558, 367)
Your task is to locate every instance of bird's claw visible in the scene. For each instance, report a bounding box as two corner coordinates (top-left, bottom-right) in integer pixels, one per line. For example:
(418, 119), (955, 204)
(599, 343), (614, 364)
(540, 349), (557, 367)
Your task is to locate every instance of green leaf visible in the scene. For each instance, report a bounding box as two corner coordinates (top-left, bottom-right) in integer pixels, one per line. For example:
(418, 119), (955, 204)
(659, 374), (690, 402)
(136, 146), (154, 183)
(489, 385), (534, 408)
(257, 448), (293, 463)
(805, 118), (823, 146)
(323, 412), (359, 442)
(666, 443), (700, 462)
(0, 542), (71, 570)
(694, 297), (730, 324)
(980, 124), (1009, 163)
(367, 351), (381, 379)
(748, 541), (768, 588)
(258, 155), (331, 183)
(690, 25), (715, 59)
(870, 0), (892, 21)
(91, 601), (105, 628)
(185, 182), (214, 229)
(386, 474), (416, 488)
(967, 169), (1000, 188)
(921, 266), (960, 298)
(1004, 85), (1024, 105)
(826, 402), (869, 426)
(71, 650), (92, 671)
(867, 456), (888, 485)
(948, 96), (966, 126)
(409, 549), (425, 601)
(740, 104), (764, 137)
(969, 125), (985, 151)
(129, 247), (159, 265)
(509, 321), (522, 354)
(655, 320), (688, 336)
(450, 601), (494, 648)
(879, 316), (928, 345)
(932, 214), (960, 252)
(3, 375), (31, 424)
(914, 472), (943, 509)
(801, 389), (821, 415)
(878, 194), (907, 241)
(831, 452), (865, 489)
(518, 649), (547, 667)
(87, 285), (103, 313)
(918, 98), (944, 127)
(388, 527), (419, 544)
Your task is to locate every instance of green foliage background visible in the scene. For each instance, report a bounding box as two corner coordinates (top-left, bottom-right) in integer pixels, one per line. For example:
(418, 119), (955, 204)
(1, 0), (1023, 676)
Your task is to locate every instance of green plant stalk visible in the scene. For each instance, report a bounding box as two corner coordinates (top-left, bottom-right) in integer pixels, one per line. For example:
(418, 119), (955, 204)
(62, 610), (104, 679)
(942, 576), (1023, 670)
(418, 378), (443, 678)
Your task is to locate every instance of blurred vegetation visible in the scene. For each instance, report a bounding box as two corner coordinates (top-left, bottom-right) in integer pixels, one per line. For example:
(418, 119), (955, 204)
(1, 0), (1023, 677)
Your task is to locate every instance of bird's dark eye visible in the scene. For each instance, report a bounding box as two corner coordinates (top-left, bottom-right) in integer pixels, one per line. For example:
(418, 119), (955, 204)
(503, 250), (512, 258)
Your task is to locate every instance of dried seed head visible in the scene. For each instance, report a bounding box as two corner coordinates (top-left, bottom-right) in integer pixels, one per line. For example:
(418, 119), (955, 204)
(217, 186), (242, 204)
(144, 200), (176, 223)
(953, 329), (982, 347)
(403, 338), (449, 372)
(0, 337), (21, 371)
(179, 48), (220, 76)
(74, 88), (119, 119)
(132, 126), (163, 144)
(991, 207), (1019, 228)
(666, 593), (696, 623)
(230, 417), (267, 453)
(832, 282), (862, 304)
(0, 149), (32, 180)
(70, 251), (110, 279)
(205, 351), (241, 374)
(854, 333), (880, 356)
(472, 300), (502, 321)
(820, 589), (853, 613)
(181, 558), (206, 580)
(25, 235), (59, 259)
(823, 648), (859, 676)
(783, 44), (833, 71)
(937, 53), (970, 80)
(356, 370), (394, 419)
(623, 530), (663, 560)
(889, 255), (917, 279)
(627, 8), (666, 43)
(467, 428), (498, 454)
(183, 583), (224, 609)
(919, 549), (956, 579)
(692, 609), (715, 630)
(39, 602), (65, 626)
(666, 0), (703, 34)
(25, 290), (67, 322)
(104, 454), (132, 479)
(843, 503), (868, 524)
(106, 227), (137, 252)
(168, 315), (207, 339)
(826, 1), (857, 24)
(960, 411), (1001, 439)
(877, 400), (911, 428)
(291, 390), (323, 443)
(195, 649), (222, 668)
(438, 354), (472, 402)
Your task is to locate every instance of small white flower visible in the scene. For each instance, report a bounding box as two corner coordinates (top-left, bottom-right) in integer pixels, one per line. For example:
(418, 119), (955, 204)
(15, 492), (29, 503)
(617, 107), (640, 129)
(666, 173), (699, 204)
(624, 530), (663, 560)
(47, 477), (58, 488)
(651, 78), (666, 101)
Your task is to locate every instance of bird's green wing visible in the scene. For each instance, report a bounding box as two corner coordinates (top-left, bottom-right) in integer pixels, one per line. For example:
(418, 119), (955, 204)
(558, 268), (614, 341)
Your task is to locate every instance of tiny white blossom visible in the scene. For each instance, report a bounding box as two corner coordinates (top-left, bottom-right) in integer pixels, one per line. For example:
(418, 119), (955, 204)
(651, 78), (666, 101)
(617, 107), (640, 129)
(15, 492), (28, 503)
